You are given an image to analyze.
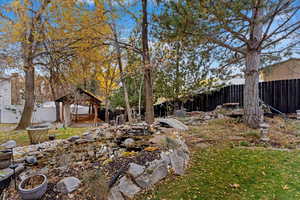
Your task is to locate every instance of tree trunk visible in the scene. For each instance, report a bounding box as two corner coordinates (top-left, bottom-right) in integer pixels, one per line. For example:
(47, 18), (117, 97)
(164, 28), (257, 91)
(243, 2), (263, 128)
(16, 65), (35, 129)
(142, 0), (154, 124)
(49, 70), (61, 122)
(244, 50), (262, 128)
(108, 1), (133, 123)
(105, 98), (110, 123)
(114, 33), (132, 123)
(138, 77), (143, 118)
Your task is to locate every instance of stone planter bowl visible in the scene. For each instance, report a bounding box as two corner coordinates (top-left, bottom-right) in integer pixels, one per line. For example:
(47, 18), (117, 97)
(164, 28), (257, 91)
(18, 174), (48, 200)
(26, 125), (50, 144)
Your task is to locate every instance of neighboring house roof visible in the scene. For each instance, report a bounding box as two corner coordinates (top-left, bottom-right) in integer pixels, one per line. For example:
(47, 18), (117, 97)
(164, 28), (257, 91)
(260, 58), (300, 72)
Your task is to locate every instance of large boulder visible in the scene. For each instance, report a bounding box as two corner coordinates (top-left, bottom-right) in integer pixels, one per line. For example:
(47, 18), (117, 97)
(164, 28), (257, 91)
(56, 177), (81, 194)
(128, 163), (145, 178)
(1, 140), (16, 149)
(135, 160), (168, 189)
(157, 118), (189, 131)
(169, 149), (189, 175)
(117, 176), (141, 199)
(0, 164), (24, 182)
(160, 151), (171, 165)
(108, 186), (124, 200)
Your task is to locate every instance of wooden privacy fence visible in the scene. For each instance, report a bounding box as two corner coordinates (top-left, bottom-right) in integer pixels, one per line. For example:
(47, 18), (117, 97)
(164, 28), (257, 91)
(154, 78), (300, 116)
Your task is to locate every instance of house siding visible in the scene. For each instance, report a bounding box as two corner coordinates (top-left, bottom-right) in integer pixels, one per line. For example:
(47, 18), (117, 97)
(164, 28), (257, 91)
(260, 59), (300, 81)
(0, 79), (11, 106)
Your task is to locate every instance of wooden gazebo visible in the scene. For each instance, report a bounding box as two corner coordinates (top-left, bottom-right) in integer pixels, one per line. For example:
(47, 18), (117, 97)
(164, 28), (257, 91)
(55, 88), (102, 126)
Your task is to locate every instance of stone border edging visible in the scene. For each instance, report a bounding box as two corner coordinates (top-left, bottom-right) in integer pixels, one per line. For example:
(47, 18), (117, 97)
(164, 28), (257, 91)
(108, 137), (190, 200)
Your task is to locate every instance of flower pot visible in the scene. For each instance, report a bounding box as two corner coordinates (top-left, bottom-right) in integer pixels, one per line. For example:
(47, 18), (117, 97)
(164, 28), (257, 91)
(26, 125), (50, 144)
(18, 174), (48, 200)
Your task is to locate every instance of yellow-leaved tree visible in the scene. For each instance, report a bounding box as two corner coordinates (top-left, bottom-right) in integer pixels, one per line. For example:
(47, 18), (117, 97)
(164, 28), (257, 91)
(96, 54), (120, 123)
(0, 0), (111, 129)
(0, 0), (53, 129)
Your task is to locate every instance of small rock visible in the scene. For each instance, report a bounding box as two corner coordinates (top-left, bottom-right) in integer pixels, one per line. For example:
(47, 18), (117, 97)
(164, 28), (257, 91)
(56, 177), (81, 194)
(203, 115), (211, 120)
(28, 151), (44, 159)
(68, 136), (80, 142)
(1, 140), (16, 149)
(174, 110), (186, 118)
(260, 123), (270, 129)
(217, 113), (225, 119)
(260, 136), (270, 142)
(157, 118), (189, 131)
(98, 145), (110, 155)
(25, 156), (37, 165)
(128, 163), (145, 178)
(123, 138), (135, 147)
(75, 139), (90, 144)
(82, 132), (94, 140)
(118, 176), (141, 198)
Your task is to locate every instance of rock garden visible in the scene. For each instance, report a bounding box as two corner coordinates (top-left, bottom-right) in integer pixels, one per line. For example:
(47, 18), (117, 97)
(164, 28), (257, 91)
(0, 119), (190, 200)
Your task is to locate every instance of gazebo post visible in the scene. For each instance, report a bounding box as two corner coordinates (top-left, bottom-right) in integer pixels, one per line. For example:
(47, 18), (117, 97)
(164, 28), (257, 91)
(63, 102), (71, 127)
(75, 103), (79, 122)
(61, 102), (64, 124)
(55, 101), (61, 122)
(93, 103), (98, 126)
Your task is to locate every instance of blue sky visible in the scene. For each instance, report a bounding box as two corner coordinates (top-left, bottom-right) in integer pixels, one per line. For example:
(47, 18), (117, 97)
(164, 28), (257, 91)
(0, 0), (299, 75)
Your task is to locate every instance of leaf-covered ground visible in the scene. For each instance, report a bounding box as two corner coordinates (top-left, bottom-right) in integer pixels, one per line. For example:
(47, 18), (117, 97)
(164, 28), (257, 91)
(139, 147), (300, 200)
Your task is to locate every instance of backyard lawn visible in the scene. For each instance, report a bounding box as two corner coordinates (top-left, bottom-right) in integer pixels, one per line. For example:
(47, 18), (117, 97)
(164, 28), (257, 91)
(0, 125), (89, 146)
(137, 117), (300, 200)
(139, 147), (300, 200)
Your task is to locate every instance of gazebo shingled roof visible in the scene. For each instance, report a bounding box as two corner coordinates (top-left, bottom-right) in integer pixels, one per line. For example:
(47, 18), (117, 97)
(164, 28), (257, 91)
(55, 87), (102, 105)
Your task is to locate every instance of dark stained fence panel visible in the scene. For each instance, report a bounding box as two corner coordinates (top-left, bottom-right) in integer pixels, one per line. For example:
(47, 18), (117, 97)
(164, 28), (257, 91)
(154, 78), (300, 117)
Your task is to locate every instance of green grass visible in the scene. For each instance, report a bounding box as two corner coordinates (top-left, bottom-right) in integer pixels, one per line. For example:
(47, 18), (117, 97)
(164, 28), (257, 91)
(0, 127), (89, 146)
(139, 147), (300, 200)
(0, 124), (16, 128)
